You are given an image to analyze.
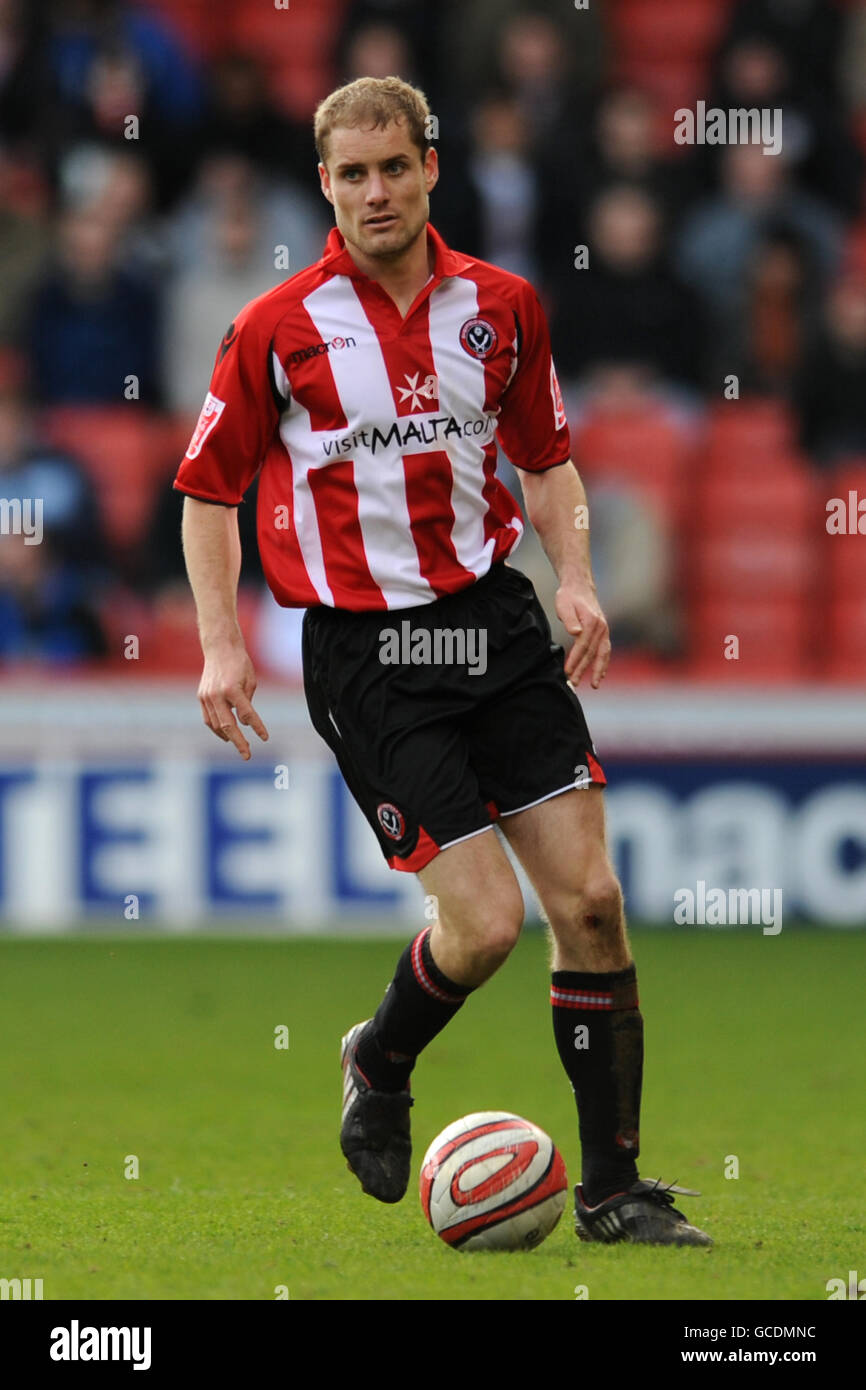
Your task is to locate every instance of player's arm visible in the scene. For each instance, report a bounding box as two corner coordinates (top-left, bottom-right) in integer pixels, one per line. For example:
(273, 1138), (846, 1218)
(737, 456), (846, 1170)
(495, 280), (610, 689)
(181, 497), (268, 760)
(516, 460), (610, 689)
(174, 309), (281, 757)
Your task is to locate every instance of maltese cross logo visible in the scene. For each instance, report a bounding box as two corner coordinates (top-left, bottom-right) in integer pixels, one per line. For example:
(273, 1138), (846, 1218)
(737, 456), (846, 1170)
(397, 372), (438, 411)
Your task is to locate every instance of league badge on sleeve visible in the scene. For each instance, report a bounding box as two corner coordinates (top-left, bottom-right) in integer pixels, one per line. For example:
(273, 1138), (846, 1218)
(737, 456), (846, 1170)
(550, 360), (567, 430)
(186, 392), (227, 459)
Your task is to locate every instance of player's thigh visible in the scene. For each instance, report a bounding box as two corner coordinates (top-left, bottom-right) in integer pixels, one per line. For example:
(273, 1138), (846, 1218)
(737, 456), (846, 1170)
(418, 827), (524, 960)
(499, 786), (624, 938)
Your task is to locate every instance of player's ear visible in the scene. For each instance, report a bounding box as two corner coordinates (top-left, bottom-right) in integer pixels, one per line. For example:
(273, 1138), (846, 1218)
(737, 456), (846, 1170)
(424, 145), (439, 194)
(318, 162), (335, 206)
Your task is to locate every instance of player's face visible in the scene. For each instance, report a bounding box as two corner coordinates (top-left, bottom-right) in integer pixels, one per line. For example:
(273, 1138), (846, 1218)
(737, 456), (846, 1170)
(318, 120), (438, 262)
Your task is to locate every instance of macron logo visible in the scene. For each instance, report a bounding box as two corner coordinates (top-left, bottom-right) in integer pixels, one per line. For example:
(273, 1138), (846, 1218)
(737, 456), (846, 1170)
(50, 1320), (152, 1371)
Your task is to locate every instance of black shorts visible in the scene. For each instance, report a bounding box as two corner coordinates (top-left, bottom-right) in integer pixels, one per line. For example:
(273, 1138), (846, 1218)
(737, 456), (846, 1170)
(301, 561), (606, 872)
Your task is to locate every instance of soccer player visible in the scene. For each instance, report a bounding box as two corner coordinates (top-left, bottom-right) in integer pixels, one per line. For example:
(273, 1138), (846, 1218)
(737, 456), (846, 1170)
(175, 77), (711, 1248)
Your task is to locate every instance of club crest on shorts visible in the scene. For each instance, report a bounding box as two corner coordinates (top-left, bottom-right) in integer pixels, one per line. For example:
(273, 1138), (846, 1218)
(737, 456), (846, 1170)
(186, 392), (226, 459)
(459, 317), (498, 360)
(377, 802), (405, 840)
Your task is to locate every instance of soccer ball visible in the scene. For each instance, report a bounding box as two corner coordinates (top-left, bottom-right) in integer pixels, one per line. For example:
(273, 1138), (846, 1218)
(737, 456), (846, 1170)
(419, 1111), (568, 1251)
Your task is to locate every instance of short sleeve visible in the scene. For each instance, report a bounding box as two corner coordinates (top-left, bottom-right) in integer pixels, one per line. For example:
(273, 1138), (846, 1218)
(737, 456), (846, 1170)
(496, 281), (571, 473)
(173, 304), (283, 506)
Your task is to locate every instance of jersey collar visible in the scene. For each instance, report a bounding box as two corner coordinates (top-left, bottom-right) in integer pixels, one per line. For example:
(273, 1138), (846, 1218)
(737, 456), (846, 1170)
(320, 221), (474, 284)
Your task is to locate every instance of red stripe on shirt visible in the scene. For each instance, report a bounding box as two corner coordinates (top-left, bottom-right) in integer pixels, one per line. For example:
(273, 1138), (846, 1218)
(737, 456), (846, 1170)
(308, 457), (386, 609)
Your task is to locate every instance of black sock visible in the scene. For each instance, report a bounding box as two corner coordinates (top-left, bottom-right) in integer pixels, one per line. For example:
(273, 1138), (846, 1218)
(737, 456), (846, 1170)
(551, 964), (643, 1206)
(354, 928), (475, 1092)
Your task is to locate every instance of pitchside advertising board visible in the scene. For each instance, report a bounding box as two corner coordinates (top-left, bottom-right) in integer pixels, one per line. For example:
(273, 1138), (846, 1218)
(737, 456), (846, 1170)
(0, 685), (863, 930)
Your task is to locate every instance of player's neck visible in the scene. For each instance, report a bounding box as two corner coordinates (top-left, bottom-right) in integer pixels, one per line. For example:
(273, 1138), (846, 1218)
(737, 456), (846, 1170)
(343, 225), (434, 318)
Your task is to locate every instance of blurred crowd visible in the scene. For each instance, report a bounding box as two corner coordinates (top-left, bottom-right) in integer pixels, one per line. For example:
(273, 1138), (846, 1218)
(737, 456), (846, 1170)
(1, 0), (865, 678)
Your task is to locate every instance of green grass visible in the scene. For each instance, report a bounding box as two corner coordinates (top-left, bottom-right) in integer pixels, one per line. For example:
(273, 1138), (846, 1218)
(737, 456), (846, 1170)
(0, 929), (862, 1301)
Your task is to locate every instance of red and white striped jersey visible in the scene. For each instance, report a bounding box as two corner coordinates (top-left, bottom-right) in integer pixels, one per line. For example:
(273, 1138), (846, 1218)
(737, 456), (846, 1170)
(174, 222), (570, 610)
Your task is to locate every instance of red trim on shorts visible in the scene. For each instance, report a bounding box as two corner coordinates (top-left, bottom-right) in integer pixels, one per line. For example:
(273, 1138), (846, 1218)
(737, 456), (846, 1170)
(587, 751), (607, 786)
(388, 825), (441, 872)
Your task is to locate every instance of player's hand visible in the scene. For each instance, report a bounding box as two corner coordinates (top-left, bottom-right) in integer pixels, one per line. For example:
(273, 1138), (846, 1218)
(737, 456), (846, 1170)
(555, 581), (611, 690)
(197, 639), (269, 760)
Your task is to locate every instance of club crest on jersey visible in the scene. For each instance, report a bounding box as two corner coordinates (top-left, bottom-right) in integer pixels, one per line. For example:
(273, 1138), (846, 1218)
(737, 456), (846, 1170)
(377, 802), (405, 841)
(459, 317), (498, 360)
(186, 392), (226, 459)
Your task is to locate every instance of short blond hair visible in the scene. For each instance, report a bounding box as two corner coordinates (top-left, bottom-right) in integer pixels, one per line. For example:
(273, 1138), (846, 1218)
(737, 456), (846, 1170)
(314, 76), (431, 167)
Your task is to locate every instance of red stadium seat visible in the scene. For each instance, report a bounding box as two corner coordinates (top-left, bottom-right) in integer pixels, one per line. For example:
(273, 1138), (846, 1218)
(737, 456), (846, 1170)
(230, 0), (348, 119)
(692, 532), (815, 601)
(687, 597), (811, 681)
(571, 409), (692, 522)
(96, 589), (156, 669)
(141, 0), (220, 57)
(695, 470), (816, 531)
(702, 399), (798, 468)
(40, 407), (175, 556)
(841, 220), (866, 278)
(616, 60), (711, 133)
(607, 0), (731, 62)
(825, 598), (866, 681)
(824, 461), (866, 599)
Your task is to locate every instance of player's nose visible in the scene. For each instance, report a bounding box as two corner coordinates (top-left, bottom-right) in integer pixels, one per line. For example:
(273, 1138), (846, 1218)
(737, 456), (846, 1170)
(365, 174), (388, 202)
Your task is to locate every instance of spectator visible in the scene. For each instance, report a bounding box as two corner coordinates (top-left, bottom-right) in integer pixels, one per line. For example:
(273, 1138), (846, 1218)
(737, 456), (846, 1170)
(0, 0), (52, 150)
(200, 52), (311, 189)
(57, 145), (167, 279)
(0, 370), (106, 570)
(675, 143), (841, 330)
(0, 150), (53, 344)
(467, 92), (536, 279)
(443, 2), (605, 124)
(536, 83), (694, 286)
(163, 195), (290, 416)
(0, 529), (106, 662)
(44, 0), (202, 124)
(162, 153), (327, 414)
(549, 185), (704, 391)
(704, 33), (863, 218)
(709, 225), (822, 400)
(26, 203), (161, 405)
(42, 0), (203, 207)
(798, 273), (866, 464)
(165, 152), (326, 278)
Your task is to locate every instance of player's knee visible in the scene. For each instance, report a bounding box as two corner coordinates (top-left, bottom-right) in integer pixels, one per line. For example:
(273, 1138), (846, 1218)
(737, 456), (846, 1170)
(459, 883), (523, 972)
(578, 874), (623, 938)
(547, 872), (623, 944)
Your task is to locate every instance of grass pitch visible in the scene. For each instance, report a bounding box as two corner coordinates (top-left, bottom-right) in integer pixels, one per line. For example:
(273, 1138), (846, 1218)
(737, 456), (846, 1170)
(0, 928), (862, 1301)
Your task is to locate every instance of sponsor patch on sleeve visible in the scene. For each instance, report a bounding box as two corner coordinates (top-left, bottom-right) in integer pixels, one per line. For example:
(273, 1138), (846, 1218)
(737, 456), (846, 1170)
(185, 392), (226, 460)
(550, 361), (567, 430)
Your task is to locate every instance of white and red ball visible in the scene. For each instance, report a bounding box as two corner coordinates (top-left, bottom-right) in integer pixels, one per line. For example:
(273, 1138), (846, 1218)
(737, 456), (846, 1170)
(419, 1111), (568, 1251)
